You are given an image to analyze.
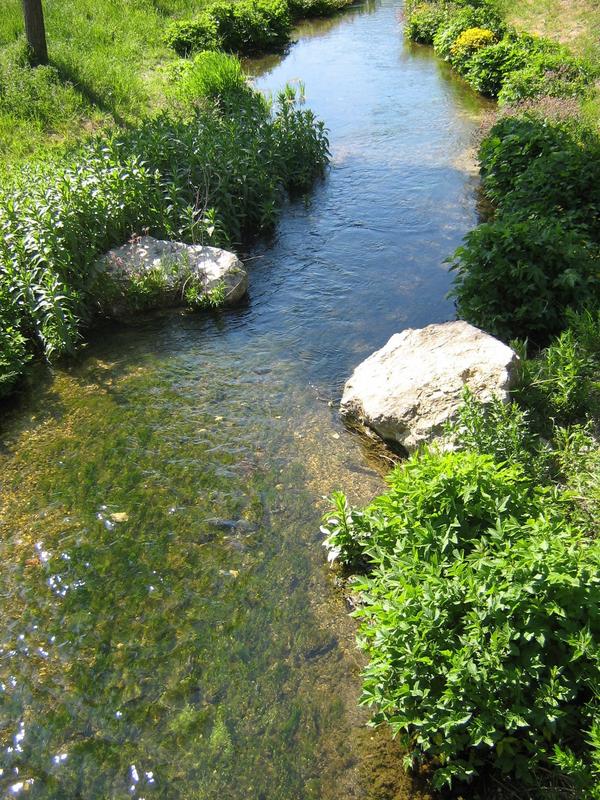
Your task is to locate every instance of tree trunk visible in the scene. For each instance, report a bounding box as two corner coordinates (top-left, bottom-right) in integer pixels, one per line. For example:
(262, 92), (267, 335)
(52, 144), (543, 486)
(22, 0), (48, 65)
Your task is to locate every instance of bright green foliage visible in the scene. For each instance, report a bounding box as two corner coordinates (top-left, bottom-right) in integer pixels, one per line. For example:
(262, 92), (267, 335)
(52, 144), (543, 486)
(463, 37), (529, 95)
(287, 0), (352, 20)
(452, 115), (600, 343)
(405, 1), (594, 101)
(481, 116), (600, 237)
(0, 78), (328, 390)
(323, 449), (600, 789)
(165, 0), (292, 56)
(514, 309), (600, 427)
(405, 3), (447, 45)
(167, 50), (253, 107)
(432, 6), (505, 60)
(478, 114), (580, 203)
(0, 288), (30, 398)
(449, 26), (496, 69)
(448, 389), (550, 478)
(449, 214), (600, 342)
(498, 50), (595, 105)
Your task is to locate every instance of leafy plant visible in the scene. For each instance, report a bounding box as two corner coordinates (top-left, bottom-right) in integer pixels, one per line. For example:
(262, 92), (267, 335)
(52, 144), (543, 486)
(432, 5), (505, 61)
(167, 51), (253, 108)
(447, 388), (550, 478)
(405, 3), (447, 45)
(165, 0), (292, 56)
(323, 449), (600, 790)
(449, 26), (496, 69)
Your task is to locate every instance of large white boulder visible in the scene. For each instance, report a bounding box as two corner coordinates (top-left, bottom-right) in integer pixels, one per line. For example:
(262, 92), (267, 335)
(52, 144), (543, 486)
(95, 236), (247, 315)
(340, 321), (518, 453)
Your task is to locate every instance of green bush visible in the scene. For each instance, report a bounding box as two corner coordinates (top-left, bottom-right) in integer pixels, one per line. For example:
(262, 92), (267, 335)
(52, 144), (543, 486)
(514, 310), (600, 427)
(479, 115), (600, 239)
(0, 288), (30, 398)
(449, 26), (496, 70)
(432, 6), (504, 61)
(449, 214), (600, 342)
(498, 50), (594, 105)
(405, 3), (447, 45)
(478, 114), (579, 202)
(323, 449), (600, 789)
(448, 389), (550, 478)
(463, 36), (529, 96)
(165, 0), (292, 56)
(287, 0), (351, 20)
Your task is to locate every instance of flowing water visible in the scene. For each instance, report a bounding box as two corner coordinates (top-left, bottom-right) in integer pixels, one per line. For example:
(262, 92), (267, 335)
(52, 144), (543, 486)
(0, 4), (489, 798)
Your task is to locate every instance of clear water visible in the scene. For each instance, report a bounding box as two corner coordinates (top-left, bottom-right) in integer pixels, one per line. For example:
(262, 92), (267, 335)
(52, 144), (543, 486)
(0, 3), (488, 798)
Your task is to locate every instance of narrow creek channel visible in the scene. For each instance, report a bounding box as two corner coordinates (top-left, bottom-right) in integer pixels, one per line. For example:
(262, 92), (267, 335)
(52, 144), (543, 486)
(0, 3), (490, 798)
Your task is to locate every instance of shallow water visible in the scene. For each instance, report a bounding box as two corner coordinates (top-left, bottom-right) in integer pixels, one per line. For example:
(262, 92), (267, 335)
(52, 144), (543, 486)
(0, 4), (488, 798)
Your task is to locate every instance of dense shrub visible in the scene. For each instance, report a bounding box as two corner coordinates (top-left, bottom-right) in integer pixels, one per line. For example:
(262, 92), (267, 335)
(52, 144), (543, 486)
(463, 37), (529, 96)
(323, 449), (600, 789)
(449, 26), (496, 69)
(498, 51), (594, 105)
(448, 389), (550, 478)
(432, 6), (504, 61)
(479, 115), (600, 238)
(0, 289), (30, 398)
(287, 0), (351, 20)
(165, 0), (292, 56)
(449, 214), (600, 342)
(405, 3), (447, 45)
(514, 309), (600, 427)
(478, 114), (579, 201)
(0, 75), (328, 390)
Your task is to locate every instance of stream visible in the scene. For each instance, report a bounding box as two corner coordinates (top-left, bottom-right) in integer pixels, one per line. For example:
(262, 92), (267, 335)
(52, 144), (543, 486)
(0, 3), (489, 798)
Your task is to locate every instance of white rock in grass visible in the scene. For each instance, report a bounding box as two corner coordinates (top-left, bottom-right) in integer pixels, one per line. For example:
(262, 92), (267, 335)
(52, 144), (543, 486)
(340, 321), (518, 453)
(96, 236), (247, 315)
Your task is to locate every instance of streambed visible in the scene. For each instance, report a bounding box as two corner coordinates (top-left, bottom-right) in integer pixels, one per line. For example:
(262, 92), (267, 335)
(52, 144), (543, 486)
(0, 3), (489, 798)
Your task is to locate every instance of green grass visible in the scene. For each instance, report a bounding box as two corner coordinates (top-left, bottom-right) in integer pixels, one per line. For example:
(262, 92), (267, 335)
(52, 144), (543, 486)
(0, 0), (208, 160)
(497, 0), (600, 127)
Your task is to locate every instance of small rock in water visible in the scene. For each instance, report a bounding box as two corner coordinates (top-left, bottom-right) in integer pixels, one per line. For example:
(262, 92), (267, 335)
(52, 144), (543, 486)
(305, 637), (338, 661)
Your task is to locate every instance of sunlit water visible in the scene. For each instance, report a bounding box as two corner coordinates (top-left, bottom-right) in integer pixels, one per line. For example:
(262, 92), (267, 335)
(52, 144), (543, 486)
(0, 3), (489, 798)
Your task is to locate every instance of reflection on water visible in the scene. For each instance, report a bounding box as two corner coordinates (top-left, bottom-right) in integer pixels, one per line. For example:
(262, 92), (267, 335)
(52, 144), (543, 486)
(0, 2), (487, 797)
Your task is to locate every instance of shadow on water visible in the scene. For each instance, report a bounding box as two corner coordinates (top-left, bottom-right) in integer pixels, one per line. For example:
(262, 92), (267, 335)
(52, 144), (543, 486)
(0, 2), (489, 798)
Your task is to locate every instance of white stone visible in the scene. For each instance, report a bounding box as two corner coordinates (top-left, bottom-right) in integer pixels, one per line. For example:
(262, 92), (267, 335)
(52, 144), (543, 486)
(340, 321), (518, 453)
(96, 236), (247, 313)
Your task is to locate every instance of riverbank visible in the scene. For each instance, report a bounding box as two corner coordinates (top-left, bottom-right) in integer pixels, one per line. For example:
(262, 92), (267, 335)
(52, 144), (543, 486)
(0, 0), (350, 164)
(325, 2), (600, 797)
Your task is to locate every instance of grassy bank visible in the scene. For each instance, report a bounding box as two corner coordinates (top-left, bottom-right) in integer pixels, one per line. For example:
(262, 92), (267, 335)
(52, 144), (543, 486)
(323, 1), (600, 797)
(0, 0), (350, 163)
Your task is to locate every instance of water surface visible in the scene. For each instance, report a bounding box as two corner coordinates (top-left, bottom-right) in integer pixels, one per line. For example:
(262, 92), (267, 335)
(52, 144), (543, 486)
(0, 4), (488, 798)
